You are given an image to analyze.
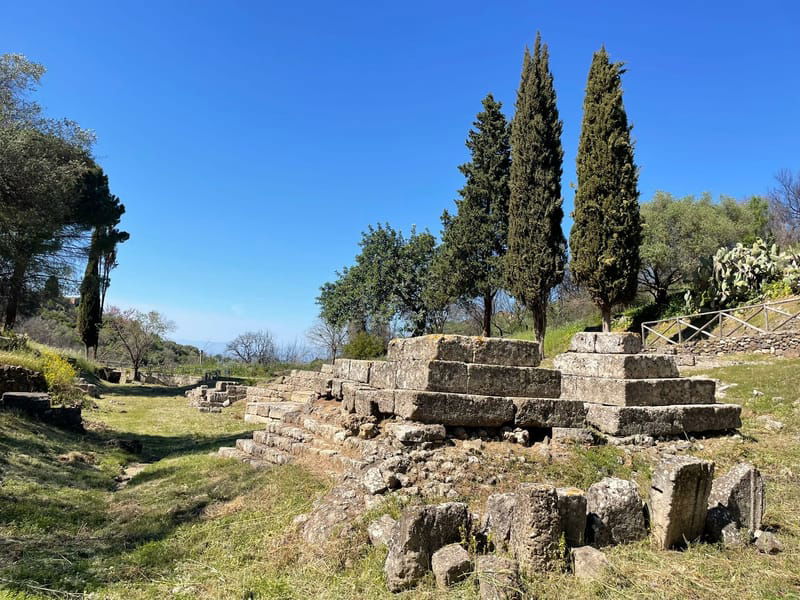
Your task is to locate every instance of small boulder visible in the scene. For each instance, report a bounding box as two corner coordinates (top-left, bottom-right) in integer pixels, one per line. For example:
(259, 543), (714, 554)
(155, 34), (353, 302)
(389, 422), (446, 443)
(363, 467), (388, 495)
(368, 514), (397, 547)
(707, 462), (765, 535)
(431, 543), (471, 588)
(482, 492), (517, 551)
(586, 477), (647, 546)
(476, 555), (522, 600)
(754, 530), (783, 554)
(720, 523), (750, 549)
(571, 546), (610, 579)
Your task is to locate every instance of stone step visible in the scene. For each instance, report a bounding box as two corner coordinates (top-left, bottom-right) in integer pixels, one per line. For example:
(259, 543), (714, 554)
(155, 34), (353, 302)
(217, 446), (275, 468)
(235, 438), (293, 464)
(252, 429), (366, 471)
(554, 353), (679, 379)
(586, 403), (742, 437)
(387, 335), (541, 367)
(561, 375), (716, 407)
(393, 389), (515, 427)
(244, 401), (303, 424)
(512, 398), (588, 428)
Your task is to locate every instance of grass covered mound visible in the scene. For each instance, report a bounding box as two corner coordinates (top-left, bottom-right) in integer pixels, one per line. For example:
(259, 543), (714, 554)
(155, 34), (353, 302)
(0, 358), (799, 599)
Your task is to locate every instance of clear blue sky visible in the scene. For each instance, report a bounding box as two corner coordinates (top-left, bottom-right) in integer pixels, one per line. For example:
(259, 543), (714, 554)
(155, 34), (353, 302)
(2, 1), (798, 349)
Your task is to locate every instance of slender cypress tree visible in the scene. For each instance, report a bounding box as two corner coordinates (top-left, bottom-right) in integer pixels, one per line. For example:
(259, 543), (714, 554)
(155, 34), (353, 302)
(77, 229), (102, 357)
(506, 33), (566, 352)
(571, 46), (641, 332)
(435, 94), (510, 336)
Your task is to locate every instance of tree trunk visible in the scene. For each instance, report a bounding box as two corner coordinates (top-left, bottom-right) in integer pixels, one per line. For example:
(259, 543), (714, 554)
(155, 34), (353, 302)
(3, 258), (29, 330)
(654, 286), (668, 307)
(601, 304), (612, 332)
(531, 301), (547, 359)
(482, 293), (493, 337)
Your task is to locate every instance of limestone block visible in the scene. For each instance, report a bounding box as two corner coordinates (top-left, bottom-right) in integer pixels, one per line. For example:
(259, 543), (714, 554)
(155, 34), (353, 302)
(468, 364), (560, 398)
(388, 335), (472, 363)
(513, 398), (588, 428)
(557, 487), (588, 547)
(388, 422), (446, 443)
(369, 360), (397, 389)
(472, 336), (540, 367)
(754, 530), (783, 554)
(431, 543), (471, 588)
(483, 493), (517, 551)
(354, 388), (394, 417)
(320, 363), (334, 374)
(394, 390), (515, 427)
(363, 467), (388, 495)
(368, 514), (397, 547)
(333, 359), (351, 379)
(552, 427), (596, 445)
(554, 353), (678, 379)
(586, 403), (742, 437)
(330, 378), (344, 400)
(349, 359), (372, 384)
(476, 555), (522, 600)
(384, 502), (471, 592)
(571, 546), (610, 579)
(395, 360), (468, 393)
(561, 375), (716, 406)
(707, 463), (765, 533)
(650, 455), (715, 549)
(510, 483), (562, 572)
(569, 332), (642, 354)
(586, 477), (647, 546)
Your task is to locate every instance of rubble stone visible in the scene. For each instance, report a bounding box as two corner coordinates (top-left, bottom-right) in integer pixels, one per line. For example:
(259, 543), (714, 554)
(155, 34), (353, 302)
(586, 477), (647, 546)
(707, 463), (765, 533)
(368, 514), (397, 547)
(552, 427), (596, 445)
(650, 455), (714, 549)
(476, 555), (522, 600)
(510, 483), (562, 572)
(571, 546), (610, 579)
(754, 530), (783, 554)
(483, 493), (517, 551)
(557, 487), (588, 547)
(431, 543), (471, 588)
(389, 422), (446, 443)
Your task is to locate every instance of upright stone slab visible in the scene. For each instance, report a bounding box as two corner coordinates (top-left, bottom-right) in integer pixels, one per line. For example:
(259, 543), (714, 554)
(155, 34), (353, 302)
(476, 555), (522, 600)
(586, 477), (647, 546)
(384, 502), (470, 592)
(707, 463), (765, 533)
(557, 487), (588, 547)
(483, 493), (517, 551)
(650, 456), (715, 549)
(510, 483), (562, 572)
(431, 543), (471, 588)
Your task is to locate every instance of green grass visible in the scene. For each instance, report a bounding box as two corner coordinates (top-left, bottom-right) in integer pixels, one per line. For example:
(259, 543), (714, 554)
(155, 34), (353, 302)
(511, 317), (601, 358)
(1, 358), (800, 599)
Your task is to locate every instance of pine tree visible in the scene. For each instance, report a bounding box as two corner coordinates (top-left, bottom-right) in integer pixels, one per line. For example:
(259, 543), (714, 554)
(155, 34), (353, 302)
(435, 94), (510, 336)
(77, 229), (102, 357)
(571, 46), (641, 332)
(505, 33), (566, 351)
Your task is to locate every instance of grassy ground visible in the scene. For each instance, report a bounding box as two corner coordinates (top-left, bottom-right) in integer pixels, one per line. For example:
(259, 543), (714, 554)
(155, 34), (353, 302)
(1, 360), (799, 599)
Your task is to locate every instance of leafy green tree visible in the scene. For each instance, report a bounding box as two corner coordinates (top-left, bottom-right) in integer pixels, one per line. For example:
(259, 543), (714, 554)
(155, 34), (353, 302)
(77, 230), (102, 357)
(435, 94), (510, 336)
(506, 34), (566, 349)
(342, 331), (386, 359)
(570, 47), (641, 331)
(640, 192), (772, 304)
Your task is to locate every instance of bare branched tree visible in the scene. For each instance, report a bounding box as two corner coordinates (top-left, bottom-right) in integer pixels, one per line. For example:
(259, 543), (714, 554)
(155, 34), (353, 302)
(307, 318), (348, 361)
(225, 330), (276, 364)
(103, 307), (174, 380)
(277, 338), (311, 364)
(769, 169), (800, 246)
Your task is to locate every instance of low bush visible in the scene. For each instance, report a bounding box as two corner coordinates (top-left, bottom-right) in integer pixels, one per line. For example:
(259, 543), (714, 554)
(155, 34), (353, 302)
(343, 332), (386, 359)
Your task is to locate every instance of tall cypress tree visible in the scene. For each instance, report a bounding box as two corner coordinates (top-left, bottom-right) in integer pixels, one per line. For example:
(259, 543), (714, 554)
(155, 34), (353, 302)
(435, 94), (510, 336)
(571, 46), (641, 332)
(77, 229), (102, 357)
(506, 33), (566, 351)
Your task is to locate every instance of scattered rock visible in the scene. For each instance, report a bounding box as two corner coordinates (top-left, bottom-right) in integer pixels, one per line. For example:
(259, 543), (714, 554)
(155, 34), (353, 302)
(586, 477), (647, 546)
(358, 422), (377, 439)
(363, 468), (388, 495)
(368, 514), (397, 547)
(552, 427), (596, 445)
(431, 543), (471, 588)
(571, 546), (610, 579)
(755, 415), (784, 431)
(754, 530), (783, 554)
(707, 462), (765, 534)
(389, 422), (446, 443)
(483, 492), (517, 551)
(476, 555), (522, 600)
(720, 522), (750, 548)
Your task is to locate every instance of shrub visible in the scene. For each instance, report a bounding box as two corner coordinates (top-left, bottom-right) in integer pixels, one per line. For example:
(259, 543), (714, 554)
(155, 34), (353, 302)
(342, 332), (386, 360)
(40, 350), (82, 405)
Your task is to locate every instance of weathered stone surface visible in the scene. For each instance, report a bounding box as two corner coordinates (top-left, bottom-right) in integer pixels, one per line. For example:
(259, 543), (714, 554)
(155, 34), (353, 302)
(389, 422), (446, 443)
(468, 364), (560, 398)
(569, 332), (642, 354)
(554, 353), (679, 379)
(513, 398), (588, 428)
(333, 358), (351, 379)
(349, 359), (372, 384)
(557, 487), (588, 547)
(754, 530), (783, 554)
(368, 514), (397, 547)
(395, 360), (469, 393)
(720, 522), (750, 548)
(571, 546), (610, 579)
(586, 477), (647, 546)
(472, 337), (540, 367)
(0, 365), (48, 395)
(354, 389), (394, 417)
(561, 375), (716, 406)
(384, 502), (470, 592)
(369, 360), (396, 389)
(363, 467), (388, 495)
(431, 543), (471, 588)
(650, 455), (714, 549)
(476, 555), (522, 600)
(483, 493), (517, 551)
(586, 403), (742, 436)
(707, 463), (765, 533)
(552, 427), (596, 445)
(394, 390), (515, 427)
(510, 483), (562, 572)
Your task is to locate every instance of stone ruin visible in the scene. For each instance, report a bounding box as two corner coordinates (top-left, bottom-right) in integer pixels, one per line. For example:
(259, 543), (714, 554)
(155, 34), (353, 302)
(186, 380), (246, 412)
(213, 332), (765, 594)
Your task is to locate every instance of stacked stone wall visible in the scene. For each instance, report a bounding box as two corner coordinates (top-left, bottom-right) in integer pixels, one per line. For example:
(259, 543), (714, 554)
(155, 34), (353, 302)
(668, 330), (800, 357)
